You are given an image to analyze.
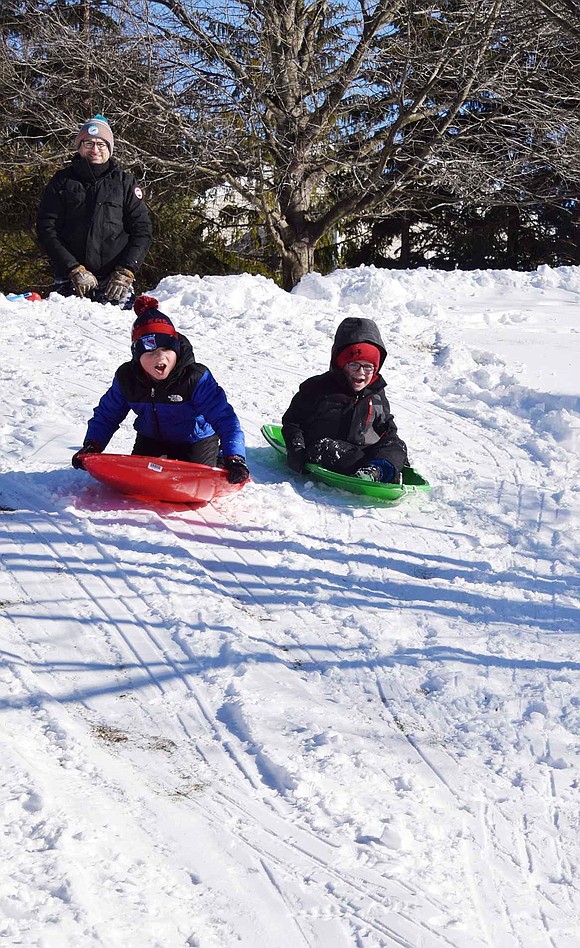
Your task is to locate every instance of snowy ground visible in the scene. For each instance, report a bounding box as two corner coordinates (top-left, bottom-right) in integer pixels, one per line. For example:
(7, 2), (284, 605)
(1, 264), (579, 947)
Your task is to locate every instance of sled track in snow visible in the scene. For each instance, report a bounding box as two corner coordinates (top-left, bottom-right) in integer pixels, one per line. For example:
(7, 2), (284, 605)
(143, 403), (579, 945)
(2, 386), (577, 947)
(0, 482), (481, 947)
(143, 501), (579, 948)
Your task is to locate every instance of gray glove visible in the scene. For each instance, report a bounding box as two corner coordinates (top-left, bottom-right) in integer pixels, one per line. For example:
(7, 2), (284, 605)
(105, 267), (134, 302)
(69, 265), (98, 298)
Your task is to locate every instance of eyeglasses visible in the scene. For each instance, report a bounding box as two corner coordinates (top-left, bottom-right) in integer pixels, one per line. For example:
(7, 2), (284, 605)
(346, 362), (375, 374)
(80, 140), (108, 150)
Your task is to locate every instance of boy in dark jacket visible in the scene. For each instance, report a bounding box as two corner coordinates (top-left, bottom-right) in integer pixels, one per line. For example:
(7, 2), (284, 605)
(282, 317), (407, 483)
(71, 296), (249, 484)
(37, 115), (152, 307)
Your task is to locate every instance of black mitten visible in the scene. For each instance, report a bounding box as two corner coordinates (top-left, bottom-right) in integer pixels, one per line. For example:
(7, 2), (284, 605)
(287, 448), (306, 474)
(224, 455), (250, 484)
(71, 440), (102, 470)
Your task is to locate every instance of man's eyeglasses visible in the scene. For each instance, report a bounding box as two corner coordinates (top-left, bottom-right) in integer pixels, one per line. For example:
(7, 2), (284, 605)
(346, 362), (375, 374)
(80, 140), (108, 150)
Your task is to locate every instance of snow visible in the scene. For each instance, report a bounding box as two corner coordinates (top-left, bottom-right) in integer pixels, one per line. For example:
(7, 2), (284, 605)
(1, 263), (579, 947)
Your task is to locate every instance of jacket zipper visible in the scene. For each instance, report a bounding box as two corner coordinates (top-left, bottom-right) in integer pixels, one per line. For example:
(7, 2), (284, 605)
(151, 386), (162, 438)
(364, 396), (373, 427)
(354, 394), (373, 428)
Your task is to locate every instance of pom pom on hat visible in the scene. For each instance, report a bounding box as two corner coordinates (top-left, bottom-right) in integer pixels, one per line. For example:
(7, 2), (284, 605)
(75, 114), (114, 154)
(134, 294), (159, 317)
(131, 295), (180, 359)
(334, 342), (381, 371)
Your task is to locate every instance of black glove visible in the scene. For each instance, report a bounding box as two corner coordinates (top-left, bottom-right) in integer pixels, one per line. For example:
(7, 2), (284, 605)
(105, 267), (135, 303)
(224, 455), (250, 484)
(71, 440), (102, 470)
(287, 447), (306, 474)
(69, 265), (99, 298)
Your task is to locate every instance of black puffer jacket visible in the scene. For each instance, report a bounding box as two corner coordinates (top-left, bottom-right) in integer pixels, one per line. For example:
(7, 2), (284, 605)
(36, 154), (152, 279)
(282, 317), (408, 475)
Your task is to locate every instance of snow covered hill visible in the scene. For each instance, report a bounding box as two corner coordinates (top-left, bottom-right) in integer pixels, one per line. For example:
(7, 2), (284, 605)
(1, 265), (579, 947)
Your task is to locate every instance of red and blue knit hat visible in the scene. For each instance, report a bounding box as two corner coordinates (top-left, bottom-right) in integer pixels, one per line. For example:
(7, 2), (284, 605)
(131, 296), (180, 359)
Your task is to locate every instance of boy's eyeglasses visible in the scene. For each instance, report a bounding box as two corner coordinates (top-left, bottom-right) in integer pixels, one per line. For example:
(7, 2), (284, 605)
(80, 140), (108, 150)
(346, 362), (375, 374)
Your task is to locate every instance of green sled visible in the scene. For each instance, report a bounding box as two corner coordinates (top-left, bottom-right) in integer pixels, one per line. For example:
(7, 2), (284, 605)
(261, 425), (431, 502)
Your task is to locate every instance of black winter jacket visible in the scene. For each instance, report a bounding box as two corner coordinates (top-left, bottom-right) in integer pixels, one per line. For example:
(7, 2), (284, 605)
(36, 155), (152, 279)
(282, 316), (408, 475)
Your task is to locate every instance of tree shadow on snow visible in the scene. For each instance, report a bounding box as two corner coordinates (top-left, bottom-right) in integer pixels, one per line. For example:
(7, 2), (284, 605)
(1, 466), (578, 647)
(1, 640), (579, 713)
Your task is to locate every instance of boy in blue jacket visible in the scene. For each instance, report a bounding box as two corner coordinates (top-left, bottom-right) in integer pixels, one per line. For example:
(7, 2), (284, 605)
(72, 295), (249, 483)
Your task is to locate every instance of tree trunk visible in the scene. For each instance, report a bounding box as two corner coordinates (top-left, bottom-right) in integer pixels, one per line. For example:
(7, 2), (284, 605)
(280, 239), (316, 291)
(506, 205), (519, 267)
(400, 214), (411, 268)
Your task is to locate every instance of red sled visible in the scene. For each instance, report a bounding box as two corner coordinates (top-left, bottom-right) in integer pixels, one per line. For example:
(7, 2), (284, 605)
(82, 453), (247, 505)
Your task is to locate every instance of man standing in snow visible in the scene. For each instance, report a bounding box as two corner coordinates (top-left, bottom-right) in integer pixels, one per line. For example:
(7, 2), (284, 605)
(36, 115), (152, 307)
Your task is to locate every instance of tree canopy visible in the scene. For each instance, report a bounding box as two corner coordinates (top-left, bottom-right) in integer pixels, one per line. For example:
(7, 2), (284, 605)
(1, 1), (579, 290)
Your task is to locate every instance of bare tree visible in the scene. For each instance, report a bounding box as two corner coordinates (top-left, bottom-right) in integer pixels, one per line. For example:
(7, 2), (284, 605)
(0, 0), (183, 174)
(112, 0), (580, 288)
(533, 0), (580, 39)
(1, 1), (579, 289)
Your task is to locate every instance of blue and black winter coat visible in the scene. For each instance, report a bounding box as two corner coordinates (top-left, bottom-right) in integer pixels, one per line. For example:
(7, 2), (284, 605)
(85, 335), (246, 457)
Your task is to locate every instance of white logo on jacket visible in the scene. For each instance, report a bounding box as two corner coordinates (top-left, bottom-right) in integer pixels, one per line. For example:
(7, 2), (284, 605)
(168, 395), (183, 402)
